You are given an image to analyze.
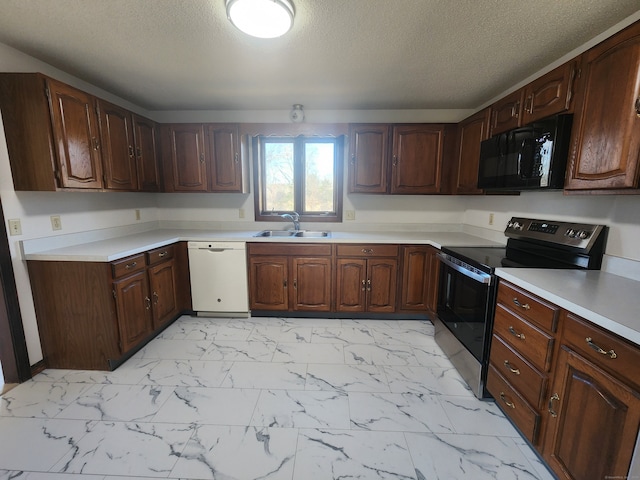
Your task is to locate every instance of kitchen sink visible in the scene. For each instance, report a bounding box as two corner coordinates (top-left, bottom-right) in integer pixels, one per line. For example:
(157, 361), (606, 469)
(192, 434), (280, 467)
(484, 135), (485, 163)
(254, 230), (331, 238)
(254, 230), (295, 237)
(293, 231), (331, 238)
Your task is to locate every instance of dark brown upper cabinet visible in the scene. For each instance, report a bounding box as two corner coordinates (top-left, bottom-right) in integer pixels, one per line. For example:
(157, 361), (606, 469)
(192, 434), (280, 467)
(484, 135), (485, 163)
(97, 99), (138, 191)
(161, 124), (208, 192)
(206, 124), (247, 192)
(349, 123), (449, 194)
(453, 108), (491, 194)
(348, 124), (390, 193)
(132, 115), (161, 192)
(490, 60), (580, 136)
(565, 20), (640, 192)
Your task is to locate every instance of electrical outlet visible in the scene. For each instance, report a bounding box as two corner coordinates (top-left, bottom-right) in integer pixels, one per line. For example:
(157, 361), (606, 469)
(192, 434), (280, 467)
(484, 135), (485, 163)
(489, 213), (494, 225)
(8, 219), (21, 236)
(50, 215), (62, 231)
(345, 210), (356, 221)
(135, 209), (141, 221)
(238, 208), (245, 219)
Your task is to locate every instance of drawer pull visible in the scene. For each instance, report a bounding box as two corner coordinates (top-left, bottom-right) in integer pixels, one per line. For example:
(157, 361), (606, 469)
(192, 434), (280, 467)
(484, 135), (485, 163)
(499, 392), (516, 409)
(158, 251), (168, 258)
(585, 337), (617, 359)
(512, 298), (530, 310)
(508, 326), (525, 340)
(125, 262), (137, 269)
(361, 248), (374, 254)
(503, 360), (520, 375)
(548, 393), (560, 417)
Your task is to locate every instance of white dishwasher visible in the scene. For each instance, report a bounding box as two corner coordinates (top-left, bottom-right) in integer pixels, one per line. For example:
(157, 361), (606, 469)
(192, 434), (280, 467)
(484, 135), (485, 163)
(187, 241), (249, 317)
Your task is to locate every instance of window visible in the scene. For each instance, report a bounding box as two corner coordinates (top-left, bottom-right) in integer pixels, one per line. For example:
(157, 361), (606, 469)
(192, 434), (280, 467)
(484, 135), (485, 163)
(254, 135), (343, 222)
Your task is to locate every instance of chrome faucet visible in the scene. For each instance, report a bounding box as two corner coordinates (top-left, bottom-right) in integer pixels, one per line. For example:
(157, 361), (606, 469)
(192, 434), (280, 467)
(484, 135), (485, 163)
(281, 212), (300, 231)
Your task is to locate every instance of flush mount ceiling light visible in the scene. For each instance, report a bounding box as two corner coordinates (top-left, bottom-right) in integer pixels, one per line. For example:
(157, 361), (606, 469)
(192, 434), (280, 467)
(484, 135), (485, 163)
(226, 0), (295, 39)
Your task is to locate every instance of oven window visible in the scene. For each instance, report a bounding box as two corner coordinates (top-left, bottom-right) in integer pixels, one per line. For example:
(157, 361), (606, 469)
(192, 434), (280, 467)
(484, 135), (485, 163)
(437, 263), (492, 361)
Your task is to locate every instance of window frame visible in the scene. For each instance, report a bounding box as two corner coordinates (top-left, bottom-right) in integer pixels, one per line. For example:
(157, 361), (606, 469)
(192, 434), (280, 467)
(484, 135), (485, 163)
(253, 135), (343, 223)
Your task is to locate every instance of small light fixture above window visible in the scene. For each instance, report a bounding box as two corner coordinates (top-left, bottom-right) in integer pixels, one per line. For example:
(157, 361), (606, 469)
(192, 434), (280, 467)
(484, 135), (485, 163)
(226, 0), (295, 39)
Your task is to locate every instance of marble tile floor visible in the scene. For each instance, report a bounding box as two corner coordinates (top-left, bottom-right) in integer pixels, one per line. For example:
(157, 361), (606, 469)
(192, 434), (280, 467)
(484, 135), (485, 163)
(0, 315), (556, 480)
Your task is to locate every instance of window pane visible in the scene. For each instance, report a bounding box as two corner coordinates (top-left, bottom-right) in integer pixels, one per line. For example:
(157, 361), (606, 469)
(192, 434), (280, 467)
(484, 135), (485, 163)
(304, 142), (335, 213)
(264, 141), (294, 212)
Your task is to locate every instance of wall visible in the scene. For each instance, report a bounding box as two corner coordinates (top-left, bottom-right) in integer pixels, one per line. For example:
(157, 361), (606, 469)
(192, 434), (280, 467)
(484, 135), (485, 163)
(463, 193), (640, 261)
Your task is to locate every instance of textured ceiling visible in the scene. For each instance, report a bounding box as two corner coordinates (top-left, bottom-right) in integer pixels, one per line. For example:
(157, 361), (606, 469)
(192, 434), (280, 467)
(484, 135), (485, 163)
(0, 0), (639, 111)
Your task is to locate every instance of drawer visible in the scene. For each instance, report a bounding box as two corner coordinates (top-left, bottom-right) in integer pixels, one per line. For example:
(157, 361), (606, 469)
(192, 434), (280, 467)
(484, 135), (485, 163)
(336, 244), (398, 257)
(490, 334), (547, 409)
(247, 243), (332, 256)
(563, 312), (640, 389)
(487, 363), (541, 444)
(497, 281), (560, 332)
(493, 303), (555, 372)
(111, 253), (146, 279)
(147, 244), (175, 265)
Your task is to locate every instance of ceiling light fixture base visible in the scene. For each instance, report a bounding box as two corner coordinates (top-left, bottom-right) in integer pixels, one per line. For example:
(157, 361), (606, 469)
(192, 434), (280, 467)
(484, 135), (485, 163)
(289, 104), (304, 123)
(226, 0), (295, 39)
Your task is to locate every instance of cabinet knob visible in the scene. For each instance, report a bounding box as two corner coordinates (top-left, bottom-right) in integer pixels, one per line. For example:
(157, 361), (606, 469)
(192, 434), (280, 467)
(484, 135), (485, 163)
(361, 248), (373, 254)
(503, 360), (521, 375)
(125, 261), (137, 269)
(392, 155), (398, 166)
(136, 147), (142, 158)
(635, 97), (640, 117)
(92, 137), (100, 150)
(145, 296), (151, 310)
(200, 153), (205, 163)
(511, 102), (520, 118)
(361, 279), (366, 291)
(512, 298), (530, 310)
(153, 292), (159, 305)
(128, 145), (134, 158)
(158, 251), (168, 258)
(234, 152), (239, 164)
(293, 279), (297, 289)
(366, 278), (371, 292)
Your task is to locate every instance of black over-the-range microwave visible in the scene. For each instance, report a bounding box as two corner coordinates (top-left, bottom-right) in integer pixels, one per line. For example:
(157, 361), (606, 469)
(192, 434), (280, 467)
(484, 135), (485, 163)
(477, 114), (573, 191)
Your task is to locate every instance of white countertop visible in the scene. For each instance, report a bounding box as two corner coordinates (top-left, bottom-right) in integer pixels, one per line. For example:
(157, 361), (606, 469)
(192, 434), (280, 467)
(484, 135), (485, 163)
(22, 228), (503, 262)
(496, 268), (640, 347)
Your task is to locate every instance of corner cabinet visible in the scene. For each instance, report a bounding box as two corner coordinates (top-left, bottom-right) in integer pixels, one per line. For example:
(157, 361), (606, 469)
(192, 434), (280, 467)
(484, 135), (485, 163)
(0, 73), (161, 192)
(27, 242), (190, 370)
(348, 123), (452, 194)
(565, 20), (640, 192)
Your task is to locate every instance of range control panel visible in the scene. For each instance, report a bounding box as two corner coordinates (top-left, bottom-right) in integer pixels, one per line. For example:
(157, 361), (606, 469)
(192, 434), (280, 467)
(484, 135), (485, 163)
(505, 217), (606, 251)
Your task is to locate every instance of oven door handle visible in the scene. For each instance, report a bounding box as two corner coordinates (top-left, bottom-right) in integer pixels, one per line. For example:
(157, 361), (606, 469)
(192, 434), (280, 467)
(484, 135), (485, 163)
(437, 252), (493, 285)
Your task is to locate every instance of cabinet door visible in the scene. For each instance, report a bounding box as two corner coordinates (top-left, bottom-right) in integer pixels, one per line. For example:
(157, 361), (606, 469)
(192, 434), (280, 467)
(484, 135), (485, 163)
(521, 61), (579, 125)
(543, 347), (640, 480)
(367, 259), (397, 313)
(133, 115), (160, 192)
(113, 271), (153, 353)
(97, 100), (137, 190)
(490, 90), (525, 136)
(335, 258), (366, 312)
(292, 257), (332, 312)
(148, 259), (179, 329)
(391, 125), (443, 194)
(399, 246), (431, 312)
(248, 256), (288, 310)
(207, 124), (244, 192)
(348, 124), (390, 193)
(167, 124), (208, 191)
(454, 109), (491, 194)
(46, 78), (103, 189)
(565, 22), (640, 190)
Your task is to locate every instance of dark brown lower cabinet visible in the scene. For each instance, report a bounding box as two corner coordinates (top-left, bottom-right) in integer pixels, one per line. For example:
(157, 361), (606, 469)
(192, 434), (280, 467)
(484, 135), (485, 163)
(335, 257), (397, 313)
(27, 242), (190, 370)
(247, 243), (333, 312)
(398, 245), (439, 313)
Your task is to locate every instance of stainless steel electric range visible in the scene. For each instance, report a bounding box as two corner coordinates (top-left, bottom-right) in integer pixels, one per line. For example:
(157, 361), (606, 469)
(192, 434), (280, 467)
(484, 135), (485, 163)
(433, 217), (608, 399)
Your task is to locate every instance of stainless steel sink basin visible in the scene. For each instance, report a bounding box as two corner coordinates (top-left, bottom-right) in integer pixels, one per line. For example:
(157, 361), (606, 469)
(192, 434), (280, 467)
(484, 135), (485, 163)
(253, 230), (331, 238)
(254, 230), (295, 237)
(293, 231), (331, 238)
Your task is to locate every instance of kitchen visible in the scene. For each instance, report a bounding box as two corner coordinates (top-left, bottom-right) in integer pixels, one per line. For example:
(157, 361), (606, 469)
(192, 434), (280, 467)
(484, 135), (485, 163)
(0, 1), (640, 479)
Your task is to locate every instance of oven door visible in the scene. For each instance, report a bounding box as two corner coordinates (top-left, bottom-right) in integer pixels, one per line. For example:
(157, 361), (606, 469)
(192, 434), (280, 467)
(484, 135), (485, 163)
(436, 254), (494, 362)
